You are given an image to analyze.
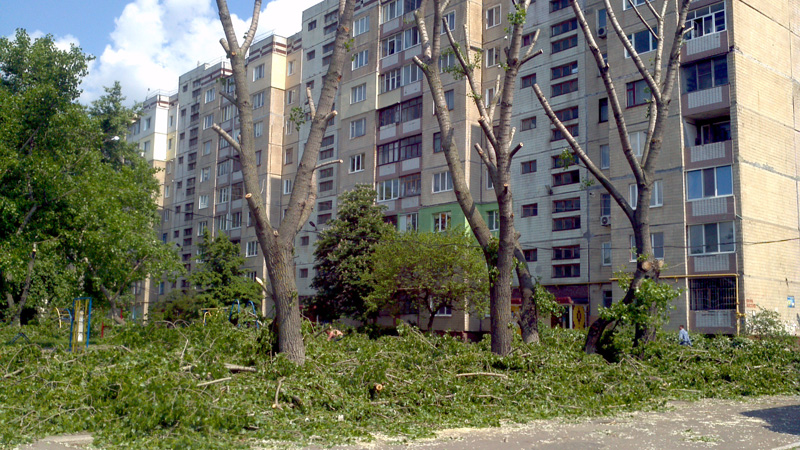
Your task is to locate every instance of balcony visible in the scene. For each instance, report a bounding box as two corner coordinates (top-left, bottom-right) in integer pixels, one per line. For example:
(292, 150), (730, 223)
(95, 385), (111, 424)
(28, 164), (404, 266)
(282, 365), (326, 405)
(685, 140), (732, 170)
(688, 252), (737, 275)
(681, 84), (730, 119)
(685, 196), (735, 224)
(682, 30), (729, 64)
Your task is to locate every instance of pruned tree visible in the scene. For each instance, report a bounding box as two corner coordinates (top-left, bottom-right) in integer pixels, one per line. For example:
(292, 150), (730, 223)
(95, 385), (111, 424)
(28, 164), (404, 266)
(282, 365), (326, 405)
(213, 0), (355, 364)
(411, 0), (544, 353)
(533, 0), (692, 353)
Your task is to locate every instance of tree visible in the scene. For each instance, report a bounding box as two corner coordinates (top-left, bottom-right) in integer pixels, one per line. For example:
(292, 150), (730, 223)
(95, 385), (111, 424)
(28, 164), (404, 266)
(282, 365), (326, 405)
(533, 0), (692, 353)
(366, 230), (489, 331)
(213, 0), (355, 364)
(411, 0), (544, 353)
(188, 231), (263, 310)
(310, 185), (396, 322)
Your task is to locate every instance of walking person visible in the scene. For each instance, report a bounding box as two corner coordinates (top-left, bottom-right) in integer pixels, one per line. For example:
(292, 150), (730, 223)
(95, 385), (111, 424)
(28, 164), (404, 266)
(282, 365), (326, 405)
(678, 324), (692, 346)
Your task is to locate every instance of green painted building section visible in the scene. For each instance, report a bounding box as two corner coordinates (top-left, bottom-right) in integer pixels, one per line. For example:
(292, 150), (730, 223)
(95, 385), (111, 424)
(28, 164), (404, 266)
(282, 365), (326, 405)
(417, 201), (499, 237)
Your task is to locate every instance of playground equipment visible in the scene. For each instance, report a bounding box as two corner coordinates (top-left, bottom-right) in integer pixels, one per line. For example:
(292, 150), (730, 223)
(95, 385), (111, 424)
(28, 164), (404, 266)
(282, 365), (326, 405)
(228, 299), (261, 329)
(55, 307), (73, 329)
(68, 297), (93, 352)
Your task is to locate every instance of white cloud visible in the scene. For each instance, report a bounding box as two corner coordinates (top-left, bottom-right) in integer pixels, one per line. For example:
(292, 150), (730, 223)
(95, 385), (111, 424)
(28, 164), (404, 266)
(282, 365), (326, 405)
(21, 30), (81, 52)
(80, 0), (320, 106)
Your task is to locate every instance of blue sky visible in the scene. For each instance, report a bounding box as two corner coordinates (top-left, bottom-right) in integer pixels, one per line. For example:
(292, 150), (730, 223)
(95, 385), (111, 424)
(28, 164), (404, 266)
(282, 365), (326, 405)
(1, 0), (318, 104)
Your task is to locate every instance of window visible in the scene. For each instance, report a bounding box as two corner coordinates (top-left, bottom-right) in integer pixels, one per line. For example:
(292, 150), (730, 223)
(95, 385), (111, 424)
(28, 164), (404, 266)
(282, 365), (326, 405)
(383, 0), (401, 22)
(351, 84), (366, 103)
(687, 165), (732, 200)
(299, 268), (309, 279)
(485, 47), (499, 67)
(254, 121), (263, 138)
(306, 50), (315, 60)
(521, 73), (537, 88)
(444, 90), (455, 110)
(433, 132), (442, 153)
(381, 68), (401, 93)
(551, 62), (578, 80)
(550, 0), (569, 12)
(601, 193), (611, 216)
(300, 236), (310, 246)
(246, 241), (258, 257)
(434, 304), (452, 316)
(143, 117), (151, 131)
(555, 106), (579, 122)
(252, 92), (264, 109)
(381, 33), (402, 58)
(552, 35), (578, 54)
(522, 203), (538, 217)
(203, 114), (214, 129)
(203, 141), (212, 155)
(553, 198), (580, 213)
(629, 131), (646, 157)
(486, 169), (494, 189)
(377, 179), (400, 202)
(600, 144), (610, 169)
(690, 277), (736, 310)
(553, 245), (580, 260)
(321, 135), (334, 147)
(553, 170), (580, 186)
(205, 88), (215, 103)
(553, 264), (580, 278)
(164, 185), (171, 198)
(599, 98), (608, 122)
(403, 28), (420, 49)
(624, 0), (650, 10)
(319, 180), (334, 192)
(401, 173), (421, 197)
(442, 11), (456, 33)
(628, 180), (663, 209)
(626, 79), (650, 107)
(439, 52), (456, 72)
(685, 2), (726, 40)
(253, 64), (265, 81)
(320, 148), (334, 160)
(283, 179), (293, 195)
(350, 118), (366, 138)
(521, 160), (537, 174)
(522, 32), (536, 46)
(630, 233), (665, 260)
(400, 213), (418, 232)
(487, 210), (499, 231)
(697, 120), (731, 145)
(683, 56), (728, 93)
(354, 15), (369, 36)
(433, 212), (451, 232)
(602, 242), (612, 266)
(486, 5), (501, 28)
(432, 171), (453, 193)
(378, 135), (421, 165)
(352, 50), (368, 70)
(523, 249), (538, 262)
(349, 154), (364, 173)
(217, 186), (230, 203)
(318, 200), (333, 211)
(626, 28), (658, 57)
(521, 117), (536, 131)
(403, 64), (422, 85)
(308, 20), (317, 31)
(552, 19), (577, 37)
(552, 124), (579, 141)
(552, 79), (578, 97)
(553, 216), (580, 231)
(286, 88), (297, 105)
(217, 159), (231, 176)
(287, 61), (294, 75)
(320, 168), (334, 179)
(199, 195), (209, 209)
(284, 148), (293, 165)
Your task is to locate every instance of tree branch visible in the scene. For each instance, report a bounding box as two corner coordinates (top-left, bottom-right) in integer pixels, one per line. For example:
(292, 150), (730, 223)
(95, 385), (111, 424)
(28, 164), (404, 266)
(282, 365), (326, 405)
(211, 124), (242, 154)
(306, 86), (316, 119)
(240, 0), (263, 55)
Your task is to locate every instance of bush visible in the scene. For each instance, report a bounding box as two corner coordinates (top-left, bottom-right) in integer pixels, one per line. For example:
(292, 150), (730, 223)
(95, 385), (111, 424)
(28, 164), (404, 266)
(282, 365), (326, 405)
(745, 307), (791, 340)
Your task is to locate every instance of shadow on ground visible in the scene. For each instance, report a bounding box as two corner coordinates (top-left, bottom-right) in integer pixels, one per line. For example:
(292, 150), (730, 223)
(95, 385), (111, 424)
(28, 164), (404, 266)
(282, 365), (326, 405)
(741, 404), (800, 436)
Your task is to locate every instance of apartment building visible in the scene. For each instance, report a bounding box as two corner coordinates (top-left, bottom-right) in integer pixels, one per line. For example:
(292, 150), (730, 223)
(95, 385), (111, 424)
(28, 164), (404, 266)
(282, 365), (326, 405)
(132, 0), (799, 335)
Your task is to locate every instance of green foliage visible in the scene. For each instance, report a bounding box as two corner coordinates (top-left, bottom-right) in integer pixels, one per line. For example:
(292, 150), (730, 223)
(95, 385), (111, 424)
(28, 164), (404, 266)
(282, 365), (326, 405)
(288, 106), (305, 132)
(186, 231), (262, 315)
(506, 4), (527, 26)
(745, 307), (791, 340)
(441, 45), (481, 81)
(1, 323), (798, 449)
(310, 185), (395, 321)
(365, 230), (489, 329)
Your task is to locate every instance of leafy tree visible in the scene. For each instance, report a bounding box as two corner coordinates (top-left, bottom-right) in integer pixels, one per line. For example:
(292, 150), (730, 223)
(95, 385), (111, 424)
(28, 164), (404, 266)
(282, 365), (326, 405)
(310, 185), (396, 322)
(366, 230), (489, 331)
(188, 230), (262, 312)
(213, 0), (355, 363)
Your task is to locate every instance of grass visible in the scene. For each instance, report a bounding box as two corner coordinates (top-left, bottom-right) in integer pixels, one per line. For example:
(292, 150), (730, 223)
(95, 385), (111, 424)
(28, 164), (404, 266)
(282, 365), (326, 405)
(1, 315), (798, 449)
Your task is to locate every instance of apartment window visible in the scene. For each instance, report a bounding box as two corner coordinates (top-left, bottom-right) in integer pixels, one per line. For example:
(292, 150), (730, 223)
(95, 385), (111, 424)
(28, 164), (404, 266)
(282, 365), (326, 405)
(553, 198), (580, 213)
(199, 195), (209, 209)
(401, 97), (422, 122)
(252, 92), (264, 109)
(626, 80), (650, 107)
(601, 242), (612, 266)
(382, 0), (401, 22)
(229, 212), (241, 229)
(628, 131), (646, 157)
(439, 52), (456, 72)
(484, 88), (495, 108)
(697, 120), (731, 145)
(320, 148), (334, 160)
(600, 193), (611, 216)
(286, 88), (297, 105)
(300, 236), (310, 246)
(283, 179), (293, 195)
(217, 186), (230, 203)
(352, 50), (368, 70)
(624, 0), (650, 10)
(164, 185), (171, 198)
(254, 121), (263, 138)
(553, 245), (580, 260)
(308, 20), (317, 30)
(350, 118), (366, 138)
(552, 79), (578, 97)
(552, 124), (579, 141)
(442, 11), (456, 33)
(403, 64), (422, 85)
(203, 141), (212, 155)
(320, 168), (334, 179)
(246, 241), (258, 257)
(522, 32), (536, 46)
(629, 180), (663, 209)
(284, 148), (293, 165)
(287, 61), (294, 75)
(485, 47), (499, 67)
(378, 135), (421, 165)
(550, 0), (569, 12)
(630, 234), (665, 260)
(200, 167), (210, 182)
(205, 88), (215, 103)
(626, 28), (658, 58)
(486, 168), (494, 189)
(521, 117), (536, 131)
(306, 50), (315, 61)
(521, 203), (538, 217)
(299, 268), (309, 279)
(319, 180), (334, 192)
(486, 5), (501, 28)
(254, 150), (261, 166)
(689, 277), (736, 310)
(553, 264), (580, 278)
(351, 84), (366, 104)
(553, 216), (581, 231)
(253, 64), (265, 81)
(487, 210), (500, 231)
(217, 159), (231, 176)
(552, 18), (577, 37)
(521, 73), (537, 88)
(598, 145), (610, 169)
(553, 169), (580, 186)
(354, 15), (369, 36)
(433, 212), (451, 232)
(203, 114), (213, 129)
(318, 200), (333, 211)
(555, 106), (579, 122)
(378, 178), (400, 201)
(552, 35), (578, 54)
(381, 68), (401, 93)
(521, 160), (537, 174)
(524, 249), (538, 262)
(683, 56), (728, 93)
(685, 2), (726, 40)
(432, 171), (453, 193)
(444, 90), (455, 110)
(349, 154), (364, 173)
(551, 62), (578, 81)
(599, 98), (609, 122)
(430, 132), (443, 154)
(400, 213), (418, 232)
(381, 33), (402, 58)
(403, 28), (420, 49)
(400, 173), (421, 197)
(687, 165), (732, 200)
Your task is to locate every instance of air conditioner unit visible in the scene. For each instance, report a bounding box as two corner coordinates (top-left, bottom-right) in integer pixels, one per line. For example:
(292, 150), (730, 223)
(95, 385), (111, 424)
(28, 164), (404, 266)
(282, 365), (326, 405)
(600, 215), (611, 226)
(597, 26), (607, 38)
